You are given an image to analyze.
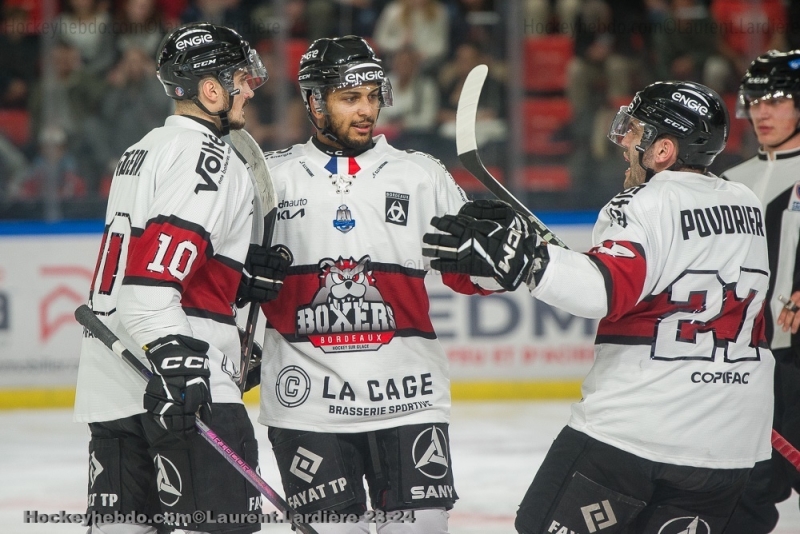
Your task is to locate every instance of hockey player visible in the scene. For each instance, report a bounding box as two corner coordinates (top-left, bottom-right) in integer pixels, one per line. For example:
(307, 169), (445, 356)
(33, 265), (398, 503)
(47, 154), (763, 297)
(423, 81), (775, 532)
(73, 22), (289, 533)
(723, 50), (800, 534)
(257, 36), (498, 533)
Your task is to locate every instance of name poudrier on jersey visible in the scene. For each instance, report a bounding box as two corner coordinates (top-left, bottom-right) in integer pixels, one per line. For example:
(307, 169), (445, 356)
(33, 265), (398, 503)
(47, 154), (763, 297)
(296, 255), (396, 352)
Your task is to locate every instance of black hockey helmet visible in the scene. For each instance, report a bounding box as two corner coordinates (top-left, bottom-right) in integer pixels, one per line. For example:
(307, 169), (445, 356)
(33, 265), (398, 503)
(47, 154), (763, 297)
(736, 49), (800, 118)
(157, 22), (267, 102)
(608, 81), (728, 169)
(297, 35), (393, 116)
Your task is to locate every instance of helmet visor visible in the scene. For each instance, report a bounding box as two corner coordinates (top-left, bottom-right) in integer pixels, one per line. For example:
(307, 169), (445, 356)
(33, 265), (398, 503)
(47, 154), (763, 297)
(736, 90), (796, 118)
(607, 107), (659, 151)
(219, 48), (268, 93)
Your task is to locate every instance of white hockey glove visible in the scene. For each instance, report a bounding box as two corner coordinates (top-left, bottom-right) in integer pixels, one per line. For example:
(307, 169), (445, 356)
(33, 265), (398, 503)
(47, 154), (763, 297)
(143, 334), (211, 438)
(423, 213), (549, 291)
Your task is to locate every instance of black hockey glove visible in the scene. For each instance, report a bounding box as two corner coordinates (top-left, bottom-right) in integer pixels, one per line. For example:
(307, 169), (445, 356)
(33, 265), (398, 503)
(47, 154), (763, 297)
(458, 199), (532, 237)
(236, 244), (293, 306)
(238, 327), (262, 393)
(423, 214), (546, 291)
(143, 334), (211, 438)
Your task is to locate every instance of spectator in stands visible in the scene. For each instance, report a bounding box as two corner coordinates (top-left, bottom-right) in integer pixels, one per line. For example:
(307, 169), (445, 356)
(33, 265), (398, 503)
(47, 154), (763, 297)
(374, 0), (449, 71)
(566, 0), (645, 159)
(380, 46), (440, 144)
(710, 0), (786, 90)
(652, 0), (729, 94)
(28, 40), (105, 184)
(113, 0), (165, 58)
(88, 46), (171, 182)
(525, 0), (582, 36)
(250, 0), (310, 40)
(436, 41), (506, 164)
(8, 125), (87, 200)
(449, 0), (506, 60)
(49, 0), (115, 74)
(0, 7), (39, 109)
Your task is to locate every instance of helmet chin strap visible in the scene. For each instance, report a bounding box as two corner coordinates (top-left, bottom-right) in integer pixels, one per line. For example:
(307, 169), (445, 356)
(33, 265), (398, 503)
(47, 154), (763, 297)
(192, 87), (239, 137)
(637, 150), (657, 182)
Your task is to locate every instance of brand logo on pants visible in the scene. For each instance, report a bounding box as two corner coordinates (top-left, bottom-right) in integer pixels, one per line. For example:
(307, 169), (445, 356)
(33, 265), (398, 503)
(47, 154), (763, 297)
(88, 452), (104, 488)
(412, 426), (449, 479)
(154, 454), (183, 506)
(581, 500), (617, 532)
(658, 516), (711, 534)
(289, 447), (323, 483)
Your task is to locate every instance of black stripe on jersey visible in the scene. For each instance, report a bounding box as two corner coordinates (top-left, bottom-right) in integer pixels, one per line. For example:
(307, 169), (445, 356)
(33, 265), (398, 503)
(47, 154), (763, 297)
(121, 276), (183, 292)
(131, 226), (144, 237)
(184, 307), (237, 325)
(272, 328), (437, 342)
(144, 214), (215, 259)
(287, 262), (426, 278)
(757, 148), (800, 161)
(763, 186), (793, 343)
(595, 334), (653, 345)
(215, 253), (243, 272)
(587, 255), (614, 314)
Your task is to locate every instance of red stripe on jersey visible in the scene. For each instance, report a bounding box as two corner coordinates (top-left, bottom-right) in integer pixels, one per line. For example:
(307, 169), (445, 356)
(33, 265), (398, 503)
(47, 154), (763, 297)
(181, 256), (240, 318)
(125, 220), (210, 291)
(348, 157), (360, 175)
(90, 229), (108, 293)
(442, 273), (495, 296)
(587, 240), (646, 321)
(262, 270), (435, 336)
(598, 286), (769, 347)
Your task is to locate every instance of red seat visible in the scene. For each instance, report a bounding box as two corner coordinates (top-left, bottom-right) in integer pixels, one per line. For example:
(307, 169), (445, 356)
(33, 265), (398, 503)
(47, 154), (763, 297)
(450, 166), (505, 193)
(0, 109), (30, 147)
(522, 98), (572, 155)
(520, 165), (571, 192)
(524, 36), (574, 93)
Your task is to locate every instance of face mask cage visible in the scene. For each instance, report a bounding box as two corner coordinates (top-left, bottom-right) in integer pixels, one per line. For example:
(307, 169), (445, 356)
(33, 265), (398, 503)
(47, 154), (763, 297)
(217, 48), (268, 95)
(736, 90), (796, 118)
(607, 107), (659, 152)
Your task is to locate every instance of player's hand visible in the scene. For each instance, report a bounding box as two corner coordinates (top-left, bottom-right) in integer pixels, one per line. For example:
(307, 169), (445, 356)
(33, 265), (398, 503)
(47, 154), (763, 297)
(236, 244), (293, 306)
(458, 199), (532, 238)
(238, 327), (262, 393)
(143, 334), (212, 438)
(777, 291), (800, 334)
(422, 214), (542, 291)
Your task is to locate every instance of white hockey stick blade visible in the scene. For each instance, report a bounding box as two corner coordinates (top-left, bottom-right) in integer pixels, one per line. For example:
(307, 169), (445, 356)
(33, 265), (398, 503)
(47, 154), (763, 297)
(228, 129), (277, 219)
(456, 65), (569, 250)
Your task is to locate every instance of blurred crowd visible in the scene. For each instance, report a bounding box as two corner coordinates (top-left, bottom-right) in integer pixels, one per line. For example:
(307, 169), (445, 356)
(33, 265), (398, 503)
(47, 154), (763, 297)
(0, 0), (797, 219)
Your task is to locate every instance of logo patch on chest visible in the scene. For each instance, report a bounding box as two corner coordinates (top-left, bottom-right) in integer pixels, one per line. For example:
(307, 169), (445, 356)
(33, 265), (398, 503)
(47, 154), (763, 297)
(386, 192), (409, 226)
(791, 182), (800, 212)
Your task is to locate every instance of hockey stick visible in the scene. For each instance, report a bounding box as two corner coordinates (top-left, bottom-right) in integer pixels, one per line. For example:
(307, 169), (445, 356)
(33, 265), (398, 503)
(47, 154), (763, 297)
(772, 429), (800, 472)
(74, 305), (318, 534)
(456, 64), (570, 249)
(226, 129), (278, 393)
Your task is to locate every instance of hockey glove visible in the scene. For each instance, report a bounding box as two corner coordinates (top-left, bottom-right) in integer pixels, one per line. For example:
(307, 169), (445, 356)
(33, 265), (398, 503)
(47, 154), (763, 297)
(236, 244), (293, 306)
(423, 214), (545, 291)
(458, 199), (532, 238)
(238, 327), (262, 393)
(143, 334), (212, 438)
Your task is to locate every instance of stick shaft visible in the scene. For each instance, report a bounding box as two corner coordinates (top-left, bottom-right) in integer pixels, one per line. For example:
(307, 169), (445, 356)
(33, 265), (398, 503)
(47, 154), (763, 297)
(74, 305), (318, 534)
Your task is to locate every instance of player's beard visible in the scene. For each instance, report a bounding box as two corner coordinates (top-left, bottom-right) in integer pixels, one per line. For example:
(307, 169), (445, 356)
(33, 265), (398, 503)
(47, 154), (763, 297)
(624, 145), (648, 189)
(328, 113), (375, 149)
(228, 99), (248, 131)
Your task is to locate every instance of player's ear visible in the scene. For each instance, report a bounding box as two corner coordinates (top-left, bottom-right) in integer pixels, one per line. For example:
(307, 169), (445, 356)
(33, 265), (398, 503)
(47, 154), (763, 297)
(655, 136), (678, 167)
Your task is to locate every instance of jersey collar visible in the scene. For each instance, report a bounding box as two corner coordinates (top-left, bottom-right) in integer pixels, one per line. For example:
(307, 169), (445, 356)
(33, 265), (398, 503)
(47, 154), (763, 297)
(757, 145), (800, 161)
(306, 134), (388, 177)
(166, 115), (223, 138)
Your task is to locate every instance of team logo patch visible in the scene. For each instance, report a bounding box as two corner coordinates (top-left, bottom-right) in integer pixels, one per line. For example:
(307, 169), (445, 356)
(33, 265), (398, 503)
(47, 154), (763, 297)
(333, 204), (355, 233)
(289, 447), (323, 483)
(154, 454), (182, 507)
(412, 426), (449, 479)
(385, 192), (409, 226)
(276, 365), (311, 408)
(174, 86), (184, 97)
(791, 182), (800, 211)
(295, 255), (396, 353)
(657, 516), (711, 534)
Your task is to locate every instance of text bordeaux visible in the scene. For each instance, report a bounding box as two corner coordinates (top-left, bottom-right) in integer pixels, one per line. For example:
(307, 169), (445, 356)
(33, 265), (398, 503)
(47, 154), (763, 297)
(680, 204), (764, 240)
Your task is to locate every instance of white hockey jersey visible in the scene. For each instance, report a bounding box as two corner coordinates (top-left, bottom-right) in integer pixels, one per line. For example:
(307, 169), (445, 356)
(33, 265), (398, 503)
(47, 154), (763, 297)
(258, 135), (491, 433)
(532, 171), (775, 469)
(722, 147), (800, 351)
(74, 116), (256, 423)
